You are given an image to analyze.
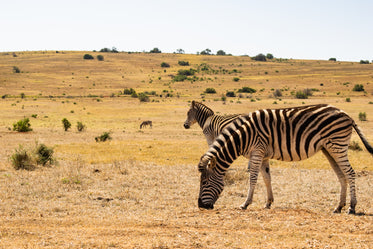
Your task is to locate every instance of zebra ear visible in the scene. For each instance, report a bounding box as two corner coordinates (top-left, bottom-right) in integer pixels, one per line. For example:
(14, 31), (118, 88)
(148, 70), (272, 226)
(191, 100), (195, 108)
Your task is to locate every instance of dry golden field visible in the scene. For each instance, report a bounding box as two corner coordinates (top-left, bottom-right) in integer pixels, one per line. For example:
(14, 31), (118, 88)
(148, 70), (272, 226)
(0, 51), (373, 248)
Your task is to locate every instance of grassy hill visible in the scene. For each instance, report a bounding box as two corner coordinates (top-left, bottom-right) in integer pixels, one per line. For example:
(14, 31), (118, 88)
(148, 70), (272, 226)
(0, 51), (372, 248)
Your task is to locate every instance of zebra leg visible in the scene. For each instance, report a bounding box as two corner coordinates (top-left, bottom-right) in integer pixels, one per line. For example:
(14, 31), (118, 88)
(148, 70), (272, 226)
(260, 159), (274, 209)
(323, 147), (357, 214)
(240, 155), (263, 210)
(322, 148), (347, 213)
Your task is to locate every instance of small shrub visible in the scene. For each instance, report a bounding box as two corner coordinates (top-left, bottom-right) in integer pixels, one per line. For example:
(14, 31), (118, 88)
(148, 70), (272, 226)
(173, 75), (187, 82)
(205, 88), (217, 94)
(266, 53), (274, 59)
(226, 91), (236, 97)
(233, 77), (240, 82)
(13, 66), (21, 73)
(349, 141), (362, 151)
(178, 69), (196, 76)
(10, 145), (34, 170)
(77, 122), (86, 132)
(346, 97), (351, 102)
(95, 132), (112, 142)
(123, 88), (136, 95)
(97, 55), (104, 61)
(178, 61), (189, 66)
(35, 143), (55, 166)
(83, 54), (94, 60)
(360, 60), (370, 64)
(295, 91), (308, 99)
(329, 58), (337, 61)
(161, 62), (170, 68)
(13, 118), (32, 132)
(238, 87), (256, 93)
(273, 89), (282, 98)
(138, 93), (150, 102)
(359, 112), (367, 121)
(352, 84), (364, 92)
(62, 118), (71, 131)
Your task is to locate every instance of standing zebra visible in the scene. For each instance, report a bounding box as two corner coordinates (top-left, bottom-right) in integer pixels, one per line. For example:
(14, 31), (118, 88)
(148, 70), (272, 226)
(184, 101), (241, 145)
(197, 104), (373, 214)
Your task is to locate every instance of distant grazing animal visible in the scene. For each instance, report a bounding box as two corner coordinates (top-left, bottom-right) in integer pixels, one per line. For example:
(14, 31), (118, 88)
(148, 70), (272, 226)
(140, 120), (152, 129)
(197, 104), (373, 214)
(184, 101), (241, 146)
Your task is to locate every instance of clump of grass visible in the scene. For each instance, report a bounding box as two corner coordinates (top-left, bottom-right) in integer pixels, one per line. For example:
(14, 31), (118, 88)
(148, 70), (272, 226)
(95, 132), (112, 142)
(224, 169), (248, 185)
(10, 145), (35, 170)
(359, 112), (367, 121)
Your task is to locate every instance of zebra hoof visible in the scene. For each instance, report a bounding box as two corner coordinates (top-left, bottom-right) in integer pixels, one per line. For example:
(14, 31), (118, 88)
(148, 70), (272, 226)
(333, 207), (342, 213)
(240, 204), (248, 210)
(347, 208), (356, 215)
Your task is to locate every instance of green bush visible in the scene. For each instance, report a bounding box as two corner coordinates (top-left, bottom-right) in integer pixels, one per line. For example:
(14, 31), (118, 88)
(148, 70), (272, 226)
(77, 121), (86, 132)
(35, 143), (55, 166)
(13, 66), (21, 73)
(238, 87), (256, 93)
(352, 84), (364, 92)
(360, 60), (370, 64)
(138, 93), (150, 102)
(62, 118), (71, 131)
(233, 77), (240, 82)
(359, 112), (367, 121)
(266, 53), (274, 59)
(295, 91), (308, 99)
(150, 48), (161, 53)
(205, 88), (217, 94)
(216, 50), (226, 56)
(178, 61), (189, 66)
(83, 54), (94, 60)
(10, 145), (34, 170)
(226, 91), (236, 97)
(329, 58), (337, 61)
(178, 69), (196, 76)
(95, 132), (112, 142)
(123, 88), (136, 95)
(13, 118), (32, 132)
(161, 62), (170, 68)
(97, 55), (104, 61)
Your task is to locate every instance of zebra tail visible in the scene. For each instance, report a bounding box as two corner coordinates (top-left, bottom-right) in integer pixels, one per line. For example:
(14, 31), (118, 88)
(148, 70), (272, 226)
(352, 122), (373, 155)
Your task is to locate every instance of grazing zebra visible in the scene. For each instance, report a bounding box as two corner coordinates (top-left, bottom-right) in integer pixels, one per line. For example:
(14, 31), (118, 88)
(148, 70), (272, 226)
(197, 104), (373, 214)
(184, 101), (241, 145)
(140, 120), (152, 129)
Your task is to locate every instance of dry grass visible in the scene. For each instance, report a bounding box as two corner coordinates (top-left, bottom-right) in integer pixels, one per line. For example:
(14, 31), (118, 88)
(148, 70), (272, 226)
(0, 51), (373, 248)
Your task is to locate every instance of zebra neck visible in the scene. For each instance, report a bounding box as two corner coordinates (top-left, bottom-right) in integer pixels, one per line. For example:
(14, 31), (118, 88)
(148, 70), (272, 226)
(196, 109), (214, 129)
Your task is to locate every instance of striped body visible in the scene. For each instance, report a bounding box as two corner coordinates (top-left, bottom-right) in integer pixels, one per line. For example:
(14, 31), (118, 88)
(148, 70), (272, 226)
(198, 104), (373, 213)
(184, 101), (240, 145)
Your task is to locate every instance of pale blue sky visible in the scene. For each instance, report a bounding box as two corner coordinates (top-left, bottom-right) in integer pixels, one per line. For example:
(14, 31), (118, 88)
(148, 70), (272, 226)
(1, 0), (372, 61)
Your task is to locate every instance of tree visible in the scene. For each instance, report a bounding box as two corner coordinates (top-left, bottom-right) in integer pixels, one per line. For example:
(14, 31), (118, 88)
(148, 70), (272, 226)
(150, 48), (161, 53)
(266, 53), (274, 59)
(253, 53), (267, 61)
(200, 49), (212, 55)
(216, 50), (226, 56)
(176, 49), (185, 54)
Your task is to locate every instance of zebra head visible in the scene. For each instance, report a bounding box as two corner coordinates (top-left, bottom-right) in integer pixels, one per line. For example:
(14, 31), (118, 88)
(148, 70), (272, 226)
(184, 101), (197, 129)
(198, 155), (224, 210)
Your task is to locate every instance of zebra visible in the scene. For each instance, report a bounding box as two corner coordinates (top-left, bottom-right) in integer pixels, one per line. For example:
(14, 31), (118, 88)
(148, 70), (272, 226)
(197, 104), (373, 214)
(184, 101), (241, 146)
(140, 120), (152, 129)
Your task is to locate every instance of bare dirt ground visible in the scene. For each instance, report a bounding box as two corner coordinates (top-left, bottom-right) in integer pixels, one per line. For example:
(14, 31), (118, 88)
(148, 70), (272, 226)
(1, 160), (372, 248)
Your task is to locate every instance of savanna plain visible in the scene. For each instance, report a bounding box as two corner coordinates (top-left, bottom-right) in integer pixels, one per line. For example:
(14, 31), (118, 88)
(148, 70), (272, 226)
(0, 51), (372, 248)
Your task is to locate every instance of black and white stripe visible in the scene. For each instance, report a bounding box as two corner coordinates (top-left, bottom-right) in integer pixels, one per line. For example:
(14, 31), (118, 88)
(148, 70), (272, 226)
(184, 101), (240, 145)
(198, 104), (373, 214)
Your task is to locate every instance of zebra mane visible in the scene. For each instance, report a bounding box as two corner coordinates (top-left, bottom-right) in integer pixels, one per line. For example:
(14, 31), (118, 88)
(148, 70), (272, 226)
(193, 101), (214, 115)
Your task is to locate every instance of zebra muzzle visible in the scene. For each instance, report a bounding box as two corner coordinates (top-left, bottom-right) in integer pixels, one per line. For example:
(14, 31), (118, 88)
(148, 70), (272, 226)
(198, 198), (214, 210)
(184, 123), (190, 129)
